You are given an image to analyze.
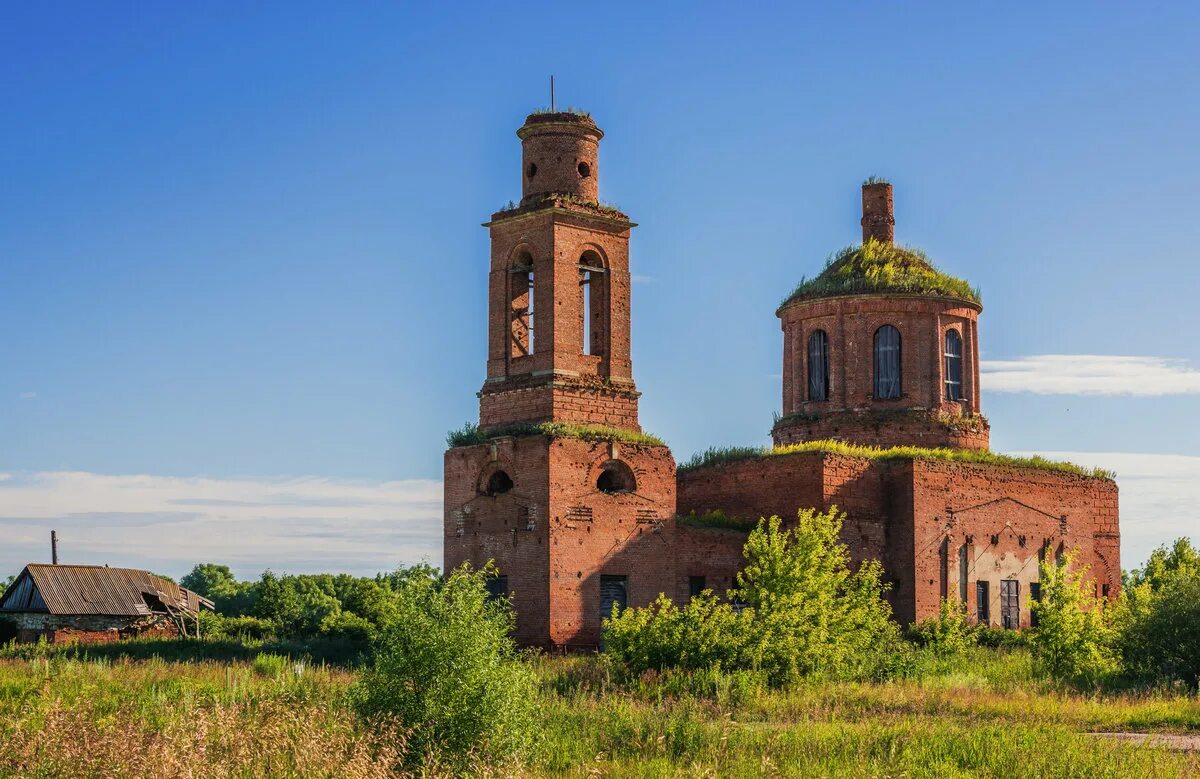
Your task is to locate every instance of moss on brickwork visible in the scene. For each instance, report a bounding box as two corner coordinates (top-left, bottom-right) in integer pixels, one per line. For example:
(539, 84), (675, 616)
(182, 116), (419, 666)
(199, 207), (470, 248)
(780, 238), (981, 309)
(447, 421), (665, 449)
(679, 439), (1115, 480)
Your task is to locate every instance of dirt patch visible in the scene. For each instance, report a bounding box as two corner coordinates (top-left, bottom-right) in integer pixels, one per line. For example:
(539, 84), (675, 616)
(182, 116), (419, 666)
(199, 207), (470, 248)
(1090, 732), (1200, 752)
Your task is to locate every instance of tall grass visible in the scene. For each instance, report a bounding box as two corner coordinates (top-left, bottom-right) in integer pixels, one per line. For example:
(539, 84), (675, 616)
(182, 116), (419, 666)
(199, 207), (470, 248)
(0, 647), (1196, 777)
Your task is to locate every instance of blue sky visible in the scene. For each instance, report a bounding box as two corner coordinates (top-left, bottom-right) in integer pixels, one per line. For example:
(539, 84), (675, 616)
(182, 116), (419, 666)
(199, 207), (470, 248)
(2, 3), (1197, 578)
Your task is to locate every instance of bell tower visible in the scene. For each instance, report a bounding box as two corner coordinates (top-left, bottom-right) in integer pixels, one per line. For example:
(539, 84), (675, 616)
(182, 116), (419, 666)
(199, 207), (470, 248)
(479, 111), (640, 431)
(445, 110), (677, 649)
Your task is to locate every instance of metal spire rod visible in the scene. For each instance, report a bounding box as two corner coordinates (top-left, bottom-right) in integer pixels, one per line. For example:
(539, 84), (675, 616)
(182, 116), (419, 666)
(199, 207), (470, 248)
(550, 75), (555, 112)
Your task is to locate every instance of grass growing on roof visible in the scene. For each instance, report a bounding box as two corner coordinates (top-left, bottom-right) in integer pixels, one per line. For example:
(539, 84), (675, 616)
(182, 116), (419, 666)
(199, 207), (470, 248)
(447, 421), (666, 449)
(679, 440), (1115, 480)
(676, 509), (758, 533)
(781, 238), (981, 308)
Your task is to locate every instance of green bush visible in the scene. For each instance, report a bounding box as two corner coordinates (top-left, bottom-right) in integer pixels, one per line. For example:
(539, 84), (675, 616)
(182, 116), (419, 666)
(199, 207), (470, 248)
(908, 598), (976, 656)
(1115, 538), (1200, 689)
(353, 562), (537, 768)
(198, 612), (276, 640)
(604, 508), (900, 686)
(1030, 552), (1117, 686)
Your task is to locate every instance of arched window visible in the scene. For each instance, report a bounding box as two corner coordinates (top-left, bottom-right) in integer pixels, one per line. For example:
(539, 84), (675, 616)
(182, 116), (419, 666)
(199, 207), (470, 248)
(484, 470), (513, 496)
(873, 325), (902, 399)
(578, 250), (608, 357)
(807, 330), (829, 402)
(944, 329), (963, 401)
(596, 461), (636, 494)
(510, 252), (534, 357)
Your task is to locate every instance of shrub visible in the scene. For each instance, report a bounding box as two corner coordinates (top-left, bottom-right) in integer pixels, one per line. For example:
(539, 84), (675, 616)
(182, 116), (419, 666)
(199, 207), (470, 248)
(908, 597), (976, 656)
(603, 591), (744, 675)
(447, 420), (666, 448)
(198, 612), (276, 640)
(603, 508), (900, 686)
(733, 510), (899, 684)
(353, 562), (537, 768)
(1115, 538), (1200, 689)
(1030, 552), (1117, 686)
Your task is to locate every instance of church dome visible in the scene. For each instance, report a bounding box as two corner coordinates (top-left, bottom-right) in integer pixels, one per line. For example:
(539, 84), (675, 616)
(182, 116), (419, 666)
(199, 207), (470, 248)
(780, 239), (980, 310)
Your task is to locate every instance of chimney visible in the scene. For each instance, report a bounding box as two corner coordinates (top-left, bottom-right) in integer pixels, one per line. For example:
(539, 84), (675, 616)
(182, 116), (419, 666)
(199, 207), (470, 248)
(51, 530), (58, 565)
(861, 181), (895, 244)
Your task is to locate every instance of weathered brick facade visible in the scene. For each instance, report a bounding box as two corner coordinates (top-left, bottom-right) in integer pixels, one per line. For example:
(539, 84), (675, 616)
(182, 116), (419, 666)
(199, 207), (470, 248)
(443, 114), (1120, 647)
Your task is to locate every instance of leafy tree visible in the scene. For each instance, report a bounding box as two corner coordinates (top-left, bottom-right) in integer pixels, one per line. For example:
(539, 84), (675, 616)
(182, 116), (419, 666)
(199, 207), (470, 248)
(1116, 538), (1200, 689)
(354, 562), (537, 768)
(1030, 551), (1117, 685)
(733, 510), (897, 684)
(604, 507), (898, 686)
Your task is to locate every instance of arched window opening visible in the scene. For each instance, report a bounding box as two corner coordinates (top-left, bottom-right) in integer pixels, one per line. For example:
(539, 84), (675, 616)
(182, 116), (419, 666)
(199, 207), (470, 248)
(944, 329), (963, 401)
(526, 162), (538, 179)
(596, 461), (636, 494)
(807, 330), (830, 401)
(577, 161), (591, 178)
(578, 251), (608, 357)
(873, 325), (902, 399)
(510, 252), (535, 357)
(484, 470), (514, 496)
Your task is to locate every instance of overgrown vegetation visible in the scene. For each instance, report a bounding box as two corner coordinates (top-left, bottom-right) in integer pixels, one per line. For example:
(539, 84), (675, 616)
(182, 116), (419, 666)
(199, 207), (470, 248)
(446, 420), (666, 448)
(353, 562), (537, 769)
(676, 509), (758, 533)
(781, 237), (982, 308)
(4, 537), (1200, 776)
(1030, 552), (1118, 686)
(678, 439), (1116, 480)
(605, 509), (899, 686)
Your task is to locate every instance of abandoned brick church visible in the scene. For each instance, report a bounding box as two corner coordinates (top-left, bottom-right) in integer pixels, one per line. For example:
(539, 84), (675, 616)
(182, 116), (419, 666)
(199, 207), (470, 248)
(444, 110), (1120, 648)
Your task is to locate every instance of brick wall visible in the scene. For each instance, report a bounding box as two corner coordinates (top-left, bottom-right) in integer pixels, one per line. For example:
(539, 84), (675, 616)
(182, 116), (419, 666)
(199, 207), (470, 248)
(774, 409), (990, 451)
(677, 451), (1119, 626)
(444, 435), (676, 649)
(3, 613), (184, 644)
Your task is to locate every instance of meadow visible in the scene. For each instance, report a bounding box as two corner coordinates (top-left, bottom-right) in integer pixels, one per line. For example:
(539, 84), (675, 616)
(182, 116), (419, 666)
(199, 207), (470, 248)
(1, 640), (1197, 778)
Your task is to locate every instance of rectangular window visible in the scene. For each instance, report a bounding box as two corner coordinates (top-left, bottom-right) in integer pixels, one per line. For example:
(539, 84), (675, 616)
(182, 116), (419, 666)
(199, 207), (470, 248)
(944, 329), (963, 401)
(688, 576), (706, 600)
(1000, 579), (1019, 630)
(600, 575), (628, 621)
(485, 575), (508, 602)
(976, 580), (990, 624)
(1029, 582), (1041, 628)
(1101, 583), (1110, 599)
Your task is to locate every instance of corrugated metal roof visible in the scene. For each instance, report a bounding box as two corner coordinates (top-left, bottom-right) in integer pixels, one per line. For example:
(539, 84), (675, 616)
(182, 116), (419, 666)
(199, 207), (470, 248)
(0, 564), (214, 617)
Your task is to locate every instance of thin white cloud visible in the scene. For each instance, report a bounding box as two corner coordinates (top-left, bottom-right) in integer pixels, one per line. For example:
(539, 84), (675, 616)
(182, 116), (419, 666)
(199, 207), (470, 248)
(0, 471), (442, 580)
(17, 392), (37, 400)
(982, 355), (1200, 396)
(631, 274), (654, 284)
(1014, 451), (1199, 569)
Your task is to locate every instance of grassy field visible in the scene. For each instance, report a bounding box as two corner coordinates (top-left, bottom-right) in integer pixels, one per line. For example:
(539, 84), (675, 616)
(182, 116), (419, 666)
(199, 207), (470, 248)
(0, 642), (1197, 778)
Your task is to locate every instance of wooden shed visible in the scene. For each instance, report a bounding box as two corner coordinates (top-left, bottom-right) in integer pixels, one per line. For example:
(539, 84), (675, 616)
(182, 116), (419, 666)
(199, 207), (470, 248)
(0, 564), (214, 644)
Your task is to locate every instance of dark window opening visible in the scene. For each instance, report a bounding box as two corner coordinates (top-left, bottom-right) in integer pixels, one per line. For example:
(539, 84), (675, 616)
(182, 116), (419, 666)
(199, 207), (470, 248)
(486, 575), (508, 601)
(1000, 579), (1019, 630)
(577, 161), (591, 178)
(873, 325), (902, 399)
(976, 580), (990, 624)
(945, 329), (963, 401)
(485, 470), (513, 496)
(1101, 583), (1110, 599)
(597, 461), (636, 494)
(600, 575), (628, 621)
(1029, 582), (1042, 628)
(526, 162), (537, 179)
(807, 330), (830, 401)
(688, 576), (706, 600)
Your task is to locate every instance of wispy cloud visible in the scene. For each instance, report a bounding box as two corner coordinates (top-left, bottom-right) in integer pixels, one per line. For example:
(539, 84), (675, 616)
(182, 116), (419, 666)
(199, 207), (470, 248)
(631, 275), (654, 284)
(0, 471), (442, 580)
(982, 355), (1200, 396)
(17, 392), (37, 400)
(1014, 451), (1198, 568)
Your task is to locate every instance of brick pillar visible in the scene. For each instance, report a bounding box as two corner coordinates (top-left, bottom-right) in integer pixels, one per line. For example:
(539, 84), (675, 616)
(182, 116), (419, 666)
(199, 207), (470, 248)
(861, 182), (895, 244)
